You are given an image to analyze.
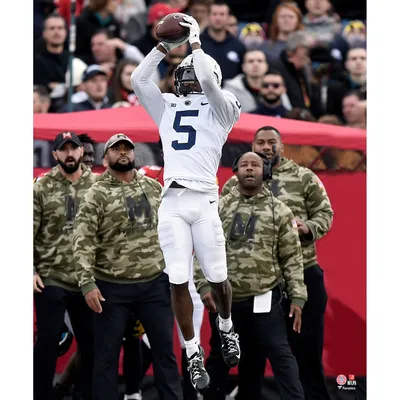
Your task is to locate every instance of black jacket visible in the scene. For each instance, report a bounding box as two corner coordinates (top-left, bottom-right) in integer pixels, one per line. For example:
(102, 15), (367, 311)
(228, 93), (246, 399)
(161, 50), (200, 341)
(75, 7), (121, 64)
(34, 49), (69, 87)
(200, 28), (246, 82)
(270, 51), (315, 112)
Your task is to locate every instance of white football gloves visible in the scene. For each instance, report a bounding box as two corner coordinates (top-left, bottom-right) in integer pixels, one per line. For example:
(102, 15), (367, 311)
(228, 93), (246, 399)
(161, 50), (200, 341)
(179, 15), (201, 46)
(158, 36), (188, 53)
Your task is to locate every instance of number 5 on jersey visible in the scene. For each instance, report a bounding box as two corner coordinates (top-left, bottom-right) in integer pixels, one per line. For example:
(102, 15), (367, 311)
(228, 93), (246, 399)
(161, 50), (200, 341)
(172, 110), (199, 151)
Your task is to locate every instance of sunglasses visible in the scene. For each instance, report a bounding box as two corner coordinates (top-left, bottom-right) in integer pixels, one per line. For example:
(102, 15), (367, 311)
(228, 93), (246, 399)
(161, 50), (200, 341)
(262, 82), (281, 89)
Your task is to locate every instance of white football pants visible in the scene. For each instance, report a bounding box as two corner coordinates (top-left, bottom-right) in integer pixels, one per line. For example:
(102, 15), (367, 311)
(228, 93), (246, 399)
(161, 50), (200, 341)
(157, 188), (228, 285)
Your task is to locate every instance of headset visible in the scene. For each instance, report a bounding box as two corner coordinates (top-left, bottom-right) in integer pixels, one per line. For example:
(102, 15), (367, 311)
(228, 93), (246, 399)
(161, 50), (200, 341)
(231, 149), (277, 182)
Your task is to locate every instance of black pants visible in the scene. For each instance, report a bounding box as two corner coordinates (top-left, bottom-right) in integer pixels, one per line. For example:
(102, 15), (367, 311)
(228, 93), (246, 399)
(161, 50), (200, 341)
(34, 285), (94, 400)
(287, 265), (330, 400)
(92, 273), (182, 400)
(204, 287), (304, 400)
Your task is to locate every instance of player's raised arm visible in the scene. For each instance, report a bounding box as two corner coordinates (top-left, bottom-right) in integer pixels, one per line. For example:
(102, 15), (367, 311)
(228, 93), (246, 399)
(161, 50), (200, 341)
(130, 34), (188, 127)
(180, 15), (241, 131)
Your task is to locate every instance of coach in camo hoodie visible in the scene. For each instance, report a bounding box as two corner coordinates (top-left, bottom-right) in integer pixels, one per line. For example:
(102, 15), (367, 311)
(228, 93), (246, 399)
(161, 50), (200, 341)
(33, 131), (96, 400)
(221, 126), (333, 400)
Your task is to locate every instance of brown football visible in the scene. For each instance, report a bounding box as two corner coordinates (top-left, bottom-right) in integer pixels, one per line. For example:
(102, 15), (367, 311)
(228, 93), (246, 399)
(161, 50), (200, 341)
(156, 13), (190, 43)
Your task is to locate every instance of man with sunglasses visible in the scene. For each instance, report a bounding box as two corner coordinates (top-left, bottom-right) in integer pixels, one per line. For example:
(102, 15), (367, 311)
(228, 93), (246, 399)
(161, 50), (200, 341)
(251, 70), (289, 118)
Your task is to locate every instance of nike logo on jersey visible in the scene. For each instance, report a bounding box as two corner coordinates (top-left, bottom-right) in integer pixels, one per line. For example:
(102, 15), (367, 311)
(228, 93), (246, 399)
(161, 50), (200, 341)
(235, 101), (242, 109)
(209, 200), (216, 204)
(201, 102), (209, 106)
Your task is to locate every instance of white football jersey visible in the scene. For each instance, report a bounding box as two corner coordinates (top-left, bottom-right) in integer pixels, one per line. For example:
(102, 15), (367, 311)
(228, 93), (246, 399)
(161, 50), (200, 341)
(159, 90), (241, 194)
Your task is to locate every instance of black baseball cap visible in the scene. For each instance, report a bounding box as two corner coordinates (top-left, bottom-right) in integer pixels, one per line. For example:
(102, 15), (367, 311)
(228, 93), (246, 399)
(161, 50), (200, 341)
(53, 131), (82, 151)
(82, 65), (108, 82)
(103, 133), (135, 156)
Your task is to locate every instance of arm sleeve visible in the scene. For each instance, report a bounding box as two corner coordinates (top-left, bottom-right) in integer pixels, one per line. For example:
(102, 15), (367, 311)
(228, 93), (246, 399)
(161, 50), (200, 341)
(192, 49), (241, 131)
(73, 186), (102, 295)
(33, 184), (42, 273)
(302, 171), (334, 244)
(33, 184), (42, 240)
(130, 47), (166, 127)
(278, 207), (308, 308)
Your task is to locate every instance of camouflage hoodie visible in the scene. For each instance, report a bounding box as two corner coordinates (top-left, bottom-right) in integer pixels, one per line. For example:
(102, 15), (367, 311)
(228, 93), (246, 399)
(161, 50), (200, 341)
(73, 170), (164, 295)
(221, 157), (333, 269)
(34, 164), (97, 291)
(194, 186), (307, 308)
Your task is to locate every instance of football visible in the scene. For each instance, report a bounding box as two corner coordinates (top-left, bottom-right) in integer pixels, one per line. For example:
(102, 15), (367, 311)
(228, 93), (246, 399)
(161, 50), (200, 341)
(156, 13), (190, 43)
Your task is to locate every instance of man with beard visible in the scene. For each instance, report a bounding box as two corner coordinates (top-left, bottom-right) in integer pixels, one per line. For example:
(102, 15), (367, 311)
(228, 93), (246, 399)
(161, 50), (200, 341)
(221, 126), (334, 400)
(73, 133), (183, 400)
(194, 151), (307, 400)
(34, 131), (96, 400)
(251, 71), (289, 118)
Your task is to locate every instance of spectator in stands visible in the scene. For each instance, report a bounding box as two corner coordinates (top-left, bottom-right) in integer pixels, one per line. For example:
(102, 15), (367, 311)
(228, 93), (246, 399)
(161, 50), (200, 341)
(265, 2), (304, 62)
(239, 23), (270, 54)
(60, 65), (111, 112)
(75, 0), (121, 64)
(342, 20), (366, 49)
(225, 12), (239, 37)
(342, 91), (366, 129)
(200, 1), (246, 81)
(90, 29), (145, 78)
(34, 13), (68, 90)
(132, 3), (179, 57)
(270, 31), (316, 114)
(223, 49), (268, 112)
(109, 59), (141, 106)
(303, 0), (349, 60)
(187, 0), (212, 32)
(343, 47), (366, 92)
(34, 86), (51, 114)
(34, 0), (58, 54)
(251, 71), (289, 118)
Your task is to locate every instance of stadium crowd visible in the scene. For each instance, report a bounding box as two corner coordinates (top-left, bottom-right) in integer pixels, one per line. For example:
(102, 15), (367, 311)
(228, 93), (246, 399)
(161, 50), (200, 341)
(33, 1), (366, 400)
(34, 0), (366, 128)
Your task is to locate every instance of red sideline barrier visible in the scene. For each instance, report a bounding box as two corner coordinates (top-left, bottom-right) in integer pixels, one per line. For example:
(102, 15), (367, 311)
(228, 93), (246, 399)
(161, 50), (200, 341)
(34, 107), (366, 151)
(44, 168), (366, 378)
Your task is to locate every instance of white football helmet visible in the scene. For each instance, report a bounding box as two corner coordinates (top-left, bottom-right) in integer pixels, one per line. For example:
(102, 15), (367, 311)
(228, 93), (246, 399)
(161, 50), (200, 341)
(174, 54), (222, 95)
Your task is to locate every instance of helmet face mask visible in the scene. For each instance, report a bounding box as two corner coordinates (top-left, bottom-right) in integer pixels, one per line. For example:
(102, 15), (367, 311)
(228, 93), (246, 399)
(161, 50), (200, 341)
(174, 54), (222, 96)
(174, 65), (202, 95)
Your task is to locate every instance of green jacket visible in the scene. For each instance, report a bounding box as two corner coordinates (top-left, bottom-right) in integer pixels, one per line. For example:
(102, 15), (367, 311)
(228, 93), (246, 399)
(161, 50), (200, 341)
(73, 170), (164, 295)
(34, 165), (97, 291)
